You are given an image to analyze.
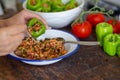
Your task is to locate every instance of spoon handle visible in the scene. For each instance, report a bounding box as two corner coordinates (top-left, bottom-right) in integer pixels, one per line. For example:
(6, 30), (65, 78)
(65, 41), (100, 45)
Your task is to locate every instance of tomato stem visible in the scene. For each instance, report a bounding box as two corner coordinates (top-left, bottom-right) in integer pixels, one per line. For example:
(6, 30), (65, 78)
(72, 0), (114, 25)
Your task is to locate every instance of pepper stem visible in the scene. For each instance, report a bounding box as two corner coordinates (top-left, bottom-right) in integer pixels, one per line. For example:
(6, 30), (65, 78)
(109, 35), (117, 42)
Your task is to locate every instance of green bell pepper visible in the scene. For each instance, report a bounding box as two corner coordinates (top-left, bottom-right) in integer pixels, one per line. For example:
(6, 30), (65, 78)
(51, 0), (65, 12)
(103, 34), (120, 56)
(64, 0), (78, 10)
(41, 0), (51, 12)
(27, 18), (46, 38)
(117, 45), (120, 58)
(27, 0), (42, 11)
(96, 22), (113, 46)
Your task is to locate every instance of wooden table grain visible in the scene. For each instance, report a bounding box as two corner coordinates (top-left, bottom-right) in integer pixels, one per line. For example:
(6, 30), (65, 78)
(0, 26), (120, 80)
(0, 11), (120, 80)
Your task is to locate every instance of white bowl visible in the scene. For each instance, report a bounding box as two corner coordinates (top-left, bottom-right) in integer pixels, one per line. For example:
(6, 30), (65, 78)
(23, 0), (85, 28)
(8, 29), (80, 65)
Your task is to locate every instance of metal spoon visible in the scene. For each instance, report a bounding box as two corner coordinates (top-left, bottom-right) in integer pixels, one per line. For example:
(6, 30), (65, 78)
(27, 28), (37, 41)
(57, 37), (100, 46)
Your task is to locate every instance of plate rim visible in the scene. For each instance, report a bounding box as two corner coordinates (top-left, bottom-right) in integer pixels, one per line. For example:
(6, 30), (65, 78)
(8, 29), (80, 62)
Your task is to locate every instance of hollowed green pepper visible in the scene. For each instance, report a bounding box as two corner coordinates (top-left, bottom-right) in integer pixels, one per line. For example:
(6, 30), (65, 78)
(41, 0), (51, 12)
(27, 0), (42, 11)
(27, 18), (46, 38)
(103, 34), (120, 56)
(64, 0), (78, 10)
(51, 0), (65, 12)
(96, 22), (113, 46)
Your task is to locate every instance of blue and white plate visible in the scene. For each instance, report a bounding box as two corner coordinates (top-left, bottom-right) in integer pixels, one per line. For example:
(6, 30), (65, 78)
(8, 29), (80, 65)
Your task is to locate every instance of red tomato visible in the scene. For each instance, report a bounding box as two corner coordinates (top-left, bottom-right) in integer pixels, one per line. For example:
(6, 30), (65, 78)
(71, 21), (92, 38)
(107, 19), (120, 34)
(86, 13), (105, 27)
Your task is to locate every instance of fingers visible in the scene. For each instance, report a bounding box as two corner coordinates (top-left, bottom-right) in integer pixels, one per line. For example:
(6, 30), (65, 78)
(0, 32), (24, 55)
(0, 24), (26, 41)
(6, 9), (49, 29)
(0, 52), (9, 56)
(0, 9), (50, 56)
(6, 24), (27, 36)
(0, 24), (25, 56)
(21, 9), (49, 29)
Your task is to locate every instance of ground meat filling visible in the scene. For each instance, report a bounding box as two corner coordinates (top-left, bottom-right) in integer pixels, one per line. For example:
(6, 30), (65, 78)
(14, 37), (67, 60)
(28, 23), (41, 34)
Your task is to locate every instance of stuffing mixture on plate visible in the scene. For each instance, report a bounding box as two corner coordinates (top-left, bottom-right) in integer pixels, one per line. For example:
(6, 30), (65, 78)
(14, 37), (67, 60)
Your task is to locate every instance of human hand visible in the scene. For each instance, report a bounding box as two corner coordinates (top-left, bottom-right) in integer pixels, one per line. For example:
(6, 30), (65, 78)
(6, 9), (49, 29)
(0, 9), (48, 56)
(0, 24), (26, 56)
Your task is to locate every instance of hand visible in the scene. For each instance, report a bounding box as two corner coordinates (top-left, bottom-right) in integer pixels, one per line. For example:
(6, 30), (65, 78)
(0, 24), (26, 56)
(6, 9), (49, 29)
(0, 9), (48, 56)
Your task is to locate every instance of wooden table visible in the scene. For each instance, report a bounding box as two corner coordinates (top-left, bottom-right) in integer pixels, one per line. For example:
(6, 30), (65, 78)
(0, 25), (120, 80)
(0, 10), (120, 80)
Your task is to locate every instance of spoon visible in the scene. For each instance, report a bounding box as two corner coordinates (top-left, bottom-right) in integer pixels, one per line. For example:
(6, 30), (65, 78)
(27, 28), (37, 41)
(57, 37), (100, 46)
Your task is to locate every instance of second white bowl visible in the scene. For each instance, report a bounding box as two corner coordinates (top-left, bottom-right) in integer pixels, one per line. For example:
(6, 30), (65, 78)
(23, 0), (85, 28)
